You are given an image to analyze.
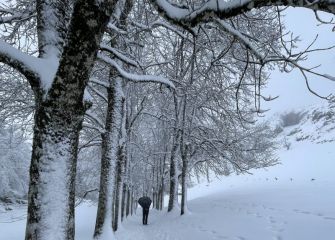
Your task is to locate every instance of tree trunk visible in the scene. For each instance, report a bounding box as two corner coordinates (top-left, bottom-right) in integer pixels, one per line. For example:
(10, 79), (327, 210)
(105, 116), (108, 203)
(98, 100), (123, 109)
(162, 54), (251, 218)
(121, 183), (127, 222)
(94, 77), (124, 238)
(168, 93), (180, 212)
(112, 146), (123, 231)
(26, 0), (118, 239)
(126, 187), (130, 217)
(181, 155), (188, 215)
(167, 141), (179, 212)
(159, 153), (166, 211)
(113, 81), (127, 231)
(25, 99), (84, 240)
(130, 189), (133, 216)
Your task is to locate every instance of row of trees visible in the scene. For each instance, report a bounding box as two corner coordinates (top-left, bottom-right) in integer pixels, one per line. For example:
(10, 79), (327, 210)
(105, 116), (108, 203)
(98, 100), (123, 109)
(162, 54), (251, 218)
(0, 0), (334, 239)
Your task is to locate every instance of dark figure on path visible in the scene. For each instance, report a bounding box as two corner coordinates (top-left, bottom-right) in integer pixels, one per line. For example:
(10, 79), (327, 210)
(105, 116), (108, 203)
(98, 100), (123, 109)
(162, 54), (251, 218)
(142, 207), (149, 225)
(138, 196), (152, 225)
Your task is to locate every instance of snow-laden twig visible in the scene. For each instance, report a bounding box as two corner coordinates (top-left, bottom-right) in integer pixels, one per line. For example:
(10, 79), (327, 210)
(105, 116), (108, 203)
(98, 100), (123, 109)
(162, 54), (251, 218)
(100, 44), (139, 67)
(97, 53), (175, 89)
(82, 123), (105, 134)
(107, 22), (128, 35)
(214, 19), (264, 61)
(85, 111), (105, 130)
(90, 78), (110, 89)
(131, 19), (191, 39)
(87, 84), (108, 102)
(0, 6), (35, 24)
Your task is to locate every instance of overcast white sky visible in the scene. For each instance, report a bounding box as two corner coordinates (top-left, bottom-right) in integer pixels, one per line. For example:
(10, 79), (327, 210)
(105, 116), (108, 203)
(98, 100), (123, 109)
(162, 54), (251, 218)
(262, 7), (335, 116)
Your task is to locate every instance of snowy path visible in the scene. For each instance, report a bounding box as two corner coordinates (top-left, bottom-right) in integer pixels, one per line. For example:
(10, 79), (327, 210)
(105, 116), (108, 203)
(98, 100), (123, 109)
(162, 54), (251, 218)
(1, 182), (335, 240)
(1, 141), (335, 240)
(115, 183), (335, 240)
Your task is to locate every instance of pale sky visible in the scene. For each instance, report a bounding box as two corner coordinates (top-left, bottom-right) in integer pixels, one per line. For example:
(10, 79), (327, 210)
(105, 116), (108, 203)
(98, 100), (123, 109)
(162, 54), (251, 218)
(262, 7), (335, 115)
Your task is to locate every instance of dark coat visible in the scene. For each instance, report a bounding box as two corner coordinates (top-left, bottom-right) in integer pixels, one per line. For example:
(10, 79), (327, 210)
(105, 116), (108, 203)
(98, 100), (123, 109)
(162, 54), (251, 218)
(138, 196), (152, 210)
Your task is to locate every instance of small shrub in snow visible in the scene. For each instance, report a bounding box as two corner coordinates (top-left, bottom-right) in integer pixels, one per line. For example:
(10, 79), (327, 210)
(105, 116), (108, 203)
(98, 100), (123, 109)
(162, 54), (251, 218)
(280, 111), (305, 127)
(287, 128), (301, 136)
(273, 125), (284, 135)
(283, 137), (291, 150)
(296, 135), (309, 142)
(312, 110), (333, 123)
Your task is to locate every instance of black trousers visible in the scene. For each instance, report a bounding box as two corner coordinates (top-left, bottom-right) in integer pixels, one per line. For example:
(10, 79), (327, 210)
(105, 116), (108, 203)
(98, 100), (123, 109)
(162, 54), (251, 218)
(142, 208), (149, 225)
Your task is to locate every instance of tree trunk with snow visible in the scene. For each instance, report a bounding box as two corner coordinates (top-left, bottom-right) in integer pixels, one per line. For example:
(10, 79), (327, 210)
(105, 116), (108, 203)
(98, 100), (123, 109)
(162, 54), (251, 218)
(168, 93), (181, 212)
(167, 137), (179, 212)
(126, 187), (131, 217)
(25, 96), (86, 240)
(112, 144), (124, 232)
(94, 77), (124, 238)
(121, 183), (127, 221)
(181, 153), (188, 215)
(25, 1), (118, 239)
(93, 0), (133, 233)
(113, 84), (127, 230)
(130, 189), (134, 216)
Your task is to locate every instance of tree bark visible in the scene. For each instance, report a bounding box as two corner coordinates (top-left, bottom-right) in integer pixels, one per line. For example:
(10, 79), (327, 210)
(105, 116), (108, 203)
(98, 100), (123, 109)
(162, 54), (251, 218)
(126, 187), (130, 217)
(181, 154), (188, 215)
(94, 77), (124, 238)
(168, 94), (180, 212)
(112, 145), (123, 231)
(25, 1), (118, 238)
(121, 183), (127, 222)
(25, 97), (85, 240)
(167, 139), (179, 212)
(130, 188), (134, 216)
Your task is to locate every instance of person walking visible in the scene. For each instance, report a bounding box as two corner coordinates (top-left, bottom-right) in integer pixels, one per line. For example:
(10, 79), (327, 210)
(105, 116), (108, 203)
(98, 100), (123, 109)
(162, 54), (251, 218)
(138, 196), (152, 225)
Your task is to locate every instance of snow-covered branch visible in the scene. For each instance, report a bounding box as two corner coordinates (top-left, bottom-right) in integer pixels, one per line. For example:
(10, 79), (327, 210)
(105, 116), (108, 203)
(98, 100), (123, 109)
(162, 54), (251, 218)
(0, 7), (35, 24)
(90, 78), (110, 89)
(97, 53), (175, 89)
(131, 19), (191, 39)
(82, 123), (105, 134)
(100, 44), (139, 67)
(107, 22), (128, 35)
(214, 19), (264, 61)
(87, 84), (108, 102)
(0, 41), (59, 92)
(151, 0), (335, 26)
(0, 40), (40, 85)
(85, 110), (105, 130)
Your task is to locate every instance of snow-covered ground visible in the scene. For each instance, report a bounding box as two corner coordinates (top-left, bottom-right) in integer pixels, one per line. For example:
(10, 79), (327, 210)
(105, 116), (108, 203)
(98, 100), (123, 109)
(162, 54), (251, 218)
(1, 106), (335, 240)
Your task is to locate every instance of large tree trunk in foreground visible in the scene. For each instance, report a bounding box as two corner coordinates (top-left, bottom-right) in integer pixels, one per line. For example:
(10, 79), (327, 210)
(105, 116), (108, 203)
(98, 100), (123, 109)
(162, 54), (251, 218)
(25, 0), (117, 239)
(26, 99), (85, 240)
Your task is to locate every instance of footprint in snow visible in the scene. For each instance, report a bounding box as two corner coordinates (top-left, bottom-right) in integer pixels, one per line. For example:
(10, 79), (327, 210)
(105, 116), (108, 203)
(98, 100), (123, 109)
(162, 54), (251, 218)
(251, 212), (263, 218)
(293, 209), (311, 215)
(268, 216), (277, 224)
(215, 236), (229, 239)
(235, 236), (246, 240)
(273, 235), (283, 240)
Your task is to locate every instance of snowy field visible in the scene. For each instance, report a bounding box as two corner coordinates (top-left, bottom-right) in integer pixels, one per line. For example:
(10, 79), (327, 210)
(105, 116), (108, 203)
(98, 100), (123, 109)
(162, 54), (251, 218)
(1, 132), (335, 240)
